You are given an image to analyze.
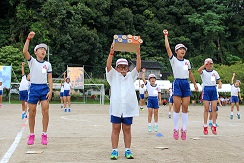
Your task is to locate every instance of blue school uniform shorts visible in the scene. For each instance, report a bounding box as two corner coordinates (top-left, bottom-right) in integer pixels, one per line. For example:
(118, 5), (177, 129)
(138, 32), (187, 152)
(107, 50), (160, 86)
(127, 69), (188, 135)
(28, 84), (49, 104)
(202, 86), (218, 101)
(172, 79), (191, 97)
(110, 115), (133, 125)
(19, 90), (28, 102)
(147, 96), (159, 109)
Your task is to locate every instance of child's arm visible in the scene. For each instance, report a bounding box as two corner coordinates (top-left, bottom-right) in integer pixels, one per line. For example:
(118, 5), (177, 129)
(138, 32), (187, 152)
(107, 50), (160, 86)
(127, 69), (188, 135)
(189, 70), (198, 91)
(46, 73), (53, 101)
(163, 29), (173, 58)
(23, 32), (35, 60)
(231, 73), (235, 84)
(21, 62), (25, 76)
(197, 64), (206, 74)
(63, 72), (66, 81)
(135, 48), (141, 72)
(141, 68), (146, 84)
(158, 91), (162, 105)
(217, 79), (222, 89)
(239, 92), (242, 101)
(106, 43), (114, 72)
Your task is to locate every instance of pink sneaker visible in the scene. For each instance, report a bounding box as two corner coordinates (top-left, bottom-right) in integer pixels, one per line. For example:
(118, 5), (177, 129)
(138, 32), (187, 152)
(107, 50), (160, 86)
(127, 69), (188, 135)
(212, 126), (217, 135)
(181, 129), (187, 140)
(41, 134), (48, 145)
(173, 129), (179, 140)
(27, 134), (35, 145)
(203, 127), (208, 135)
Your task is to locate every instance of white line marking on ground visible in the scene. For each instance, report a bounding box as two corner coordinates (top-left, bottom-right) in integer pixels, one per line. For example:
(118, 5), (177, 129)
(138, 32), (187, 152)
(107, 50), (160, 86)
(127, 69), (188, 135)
(0, 120), (28, 163)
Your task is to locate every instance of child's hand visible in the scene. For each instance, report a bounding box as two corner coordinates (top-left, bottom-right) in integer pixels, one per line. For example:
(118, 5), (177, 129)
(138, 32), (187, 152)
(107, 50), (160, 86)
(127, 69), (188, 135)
(142, 68), (146, 73)
(233, 72), (236, 76)
(28, 31), (35, 39)
(46, 91), (52, 101)
(22, 62), (25, 66)
(110, 43), (114, 53)
(163, 30), (168, 36)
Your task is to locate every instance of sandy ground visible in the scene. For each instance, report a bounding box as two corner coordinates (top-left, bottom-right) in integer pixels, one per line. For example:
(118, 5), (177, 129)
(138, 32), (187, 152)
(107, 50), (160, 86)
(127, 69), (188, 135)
(0, 103), (244, 163)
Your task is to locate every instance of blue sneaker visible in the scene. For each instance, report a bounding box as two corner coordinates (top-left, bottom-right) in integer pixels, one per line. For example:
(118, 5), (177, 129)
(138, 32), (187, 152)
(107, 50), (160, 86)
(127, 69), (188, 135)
(64, 108), (67, 112)
(230, 114), (233, 120)
(216, 123), (219, 127)
(68, 108), (71, 112)
(110, 150), (118, 160)
(22, 112), (26, 119)
(148, 126), (152, 132)
(237, 114), (240, 119)
(209, 122), (213, 127)
(125, 150), (134, 159)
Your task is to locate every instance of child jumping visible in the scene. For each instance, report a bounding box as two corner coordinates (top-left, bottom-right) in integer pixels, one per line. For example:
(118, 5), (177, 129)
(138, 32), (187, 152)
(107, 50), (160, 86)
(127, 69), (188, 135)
(141, 68), (161, 132)
(19, 62), (30, 119)
(106, 43), (141, 160)
(23, 31), (53, 145)
(198, 58), (222, 135)
(230, 73), (242, 119)
(163, 29), (198, 140)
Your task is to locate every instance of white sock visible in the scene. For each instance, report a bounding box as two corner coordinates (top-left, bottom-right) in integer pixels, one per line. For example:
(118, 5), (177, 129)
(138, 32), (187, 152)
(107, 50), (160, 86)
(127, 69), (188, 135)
(203, 124), (208, 127)
(209, 120), (212, 123)
(42, 132), (47, 135)
(154, 123), (158, 126)
(173, 112), (179, 130)
(182, 113), (188, 131)
(112, 148), (118, 152)
(148, 123), (152, 126)
(238, 112), (240, 115)
(231, 112), (233, 115)
(125, 148), (130, 151)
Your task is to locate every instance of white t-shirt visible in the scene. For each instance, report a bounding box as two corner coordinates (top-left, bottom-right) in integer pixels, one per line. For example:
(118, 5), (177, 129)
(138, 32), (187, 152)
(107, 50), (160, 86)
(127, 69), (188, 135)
(145, 82), (161, 97)
(200, 69), (220, 86)
(60, 85), (64, 92)
(19, 75), (30, 91)
(231, 84), (240, 96)
(106, 67), (139, 117)
(139, 87), (146, 94)
(27, 56), (52, 84)
(0, 85), (3, 91)
(63, 82), (71, 90)
(170, 55), (191, 79)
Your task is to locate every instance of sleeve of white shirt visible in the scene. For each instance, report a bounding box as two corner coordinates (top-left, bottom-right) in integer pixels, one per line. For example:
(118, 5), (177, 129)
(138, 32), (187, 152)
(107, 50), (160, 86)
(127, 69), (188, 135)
(188, 60), (191, 70)
(27, 56), (34, 69)
(215, 71), (220, 80)
(47, 62), (52, 73)
(105, 67), (115, 85)
(130, 68), (139, 82)
(158, 85), (161, 93)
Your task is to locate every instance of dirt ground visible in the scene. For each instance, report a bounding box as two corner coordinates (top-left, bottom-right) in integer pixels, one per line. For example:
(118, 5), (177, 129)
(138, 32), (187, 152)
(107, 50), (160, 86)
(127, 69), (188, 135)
(0, 103), (244, 163)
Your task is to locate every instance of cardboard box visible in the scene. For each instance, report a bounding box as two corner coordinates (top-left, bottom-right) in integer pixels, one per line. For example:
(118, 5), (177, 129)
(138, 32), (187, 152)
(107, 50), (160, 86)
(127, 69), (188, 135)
(113, 35), (143, 52)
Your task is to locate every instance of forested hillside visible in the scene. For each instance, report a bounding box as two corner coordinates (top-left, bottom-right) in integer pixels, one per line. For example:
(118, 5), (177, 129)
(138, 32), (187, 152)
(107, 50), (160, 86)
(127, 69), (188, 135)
(0, 0), (243, 82)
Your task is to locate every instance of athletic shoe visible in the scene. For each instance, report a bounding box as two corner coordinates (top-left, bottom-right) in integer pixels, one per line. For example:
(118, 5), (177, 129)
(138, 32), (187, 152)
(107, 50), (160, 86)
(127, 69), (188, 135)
(181, 128), (187, 140)
(168, 114), (171, 119)
(216, 123), (219, 127)
(125, 150), (134, 159)
(148, 126), (152, 132)
(41, 134), (48, 145)
(110, 150), (118, 160)
(230, 114), (233, 120)
(154, 125), (158, 132)
(61, 105), (63, 109)
(209, 122), (213, 127)
(237, 114), (240, 119)
(22, 112), (26, 120)
(64, 108), (67, 112)
(203, 127), (208, 135)
(27, 134), (35, 145)
(212, 126), (217, 135)
(140, 107), (144, 111)
(68, 108), (71, 112)
(173, 129), (179, 140)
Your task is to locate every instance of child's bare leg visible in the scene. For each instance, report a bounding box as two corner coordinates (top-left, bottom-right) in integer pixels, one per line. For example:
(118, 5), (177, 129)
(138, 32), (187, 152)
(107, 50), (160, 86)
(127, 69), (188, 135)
(148, 108), (153, 123)
(122, 124), (131, 148)
(111, 123), (121, 148)
(154, 109), (158, 123)
(41, 100), (49, 132)
(28, 104), (37, 133)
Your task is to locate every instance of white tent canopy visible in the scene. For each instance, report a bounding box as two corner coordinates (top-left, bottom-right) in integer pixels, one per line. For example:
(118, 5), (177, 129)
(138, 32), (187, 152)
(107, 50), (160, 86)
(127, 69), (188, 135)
(217, 84), (231, 92)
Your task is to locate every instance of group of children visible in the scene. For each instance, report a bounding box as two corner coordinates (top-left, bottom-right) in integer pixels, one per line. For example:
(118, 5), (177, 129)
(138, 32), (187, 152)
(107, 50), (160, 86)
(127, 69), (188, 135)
(0, 30), (241, 160)
(107, 29), (242, 160)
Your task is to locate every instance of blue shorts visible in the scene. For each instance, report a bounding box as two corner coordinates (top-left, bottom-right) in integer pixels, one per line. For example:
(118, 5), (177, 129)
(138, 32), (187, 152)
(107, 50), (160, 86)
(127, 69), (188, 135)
(147, 96), (159, 109)
(172, 79), (191, 97)
(0, 90), (2, 96)
(60, 92), (64, 97)
(19, 90), (28, 102)
(110, 115), (133, 125)
(28, 84), (49, 104)
(168, 96), (173, 103)
(231, 96), (239, 103)
(202, 86), (218, 101)
(139, 94), (144, 99)
(63, 90), (70, 96)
